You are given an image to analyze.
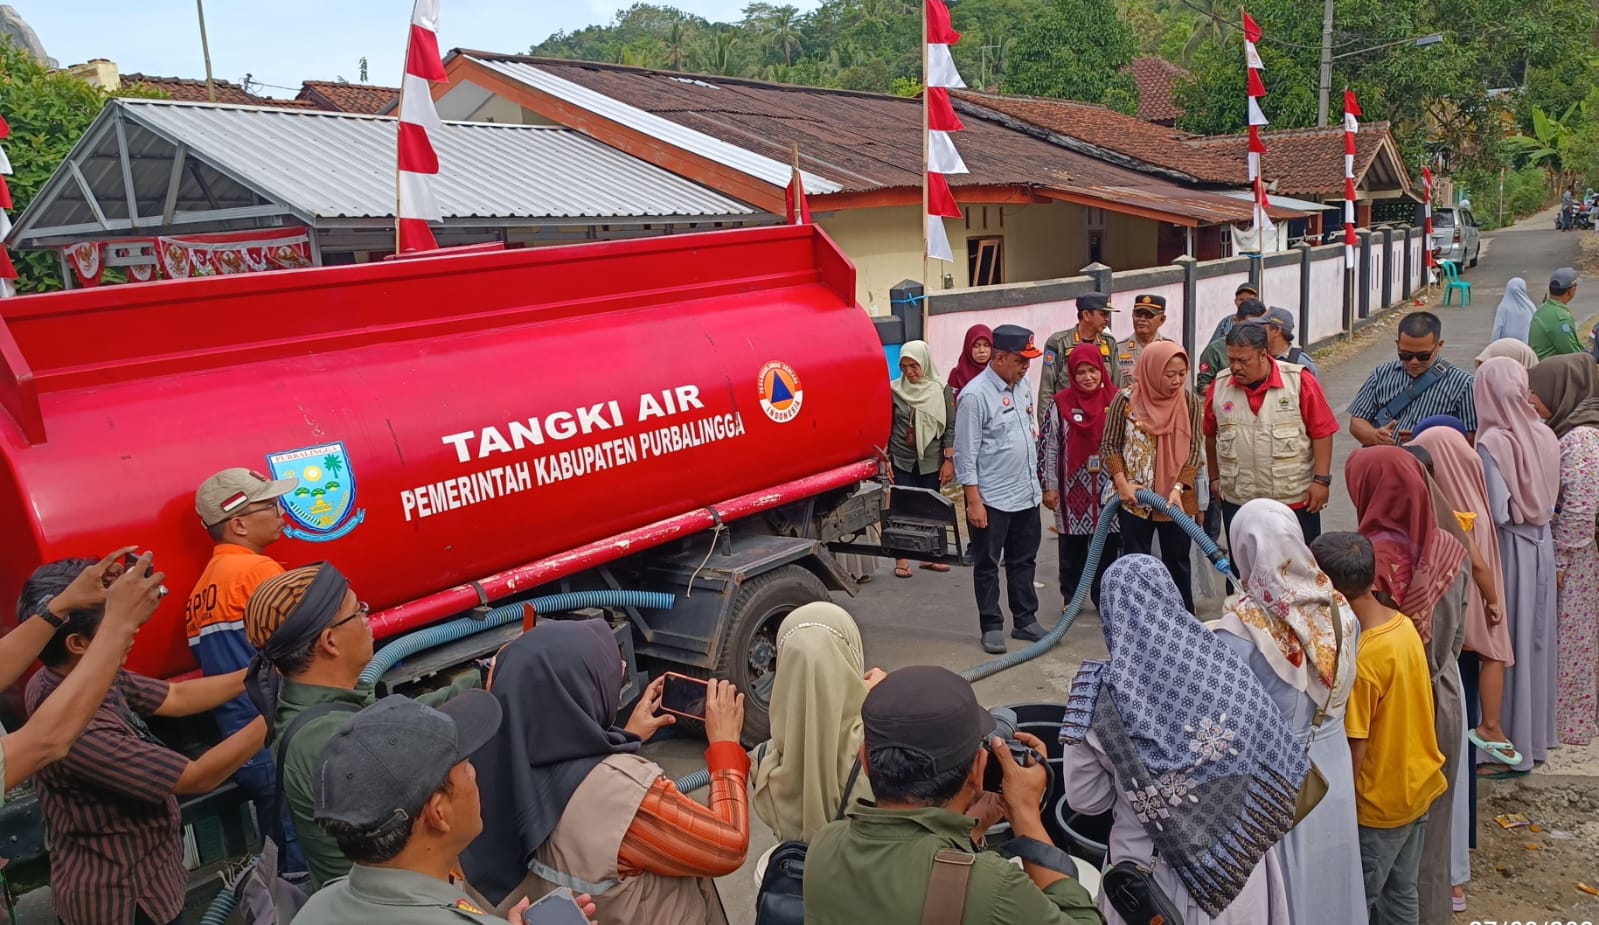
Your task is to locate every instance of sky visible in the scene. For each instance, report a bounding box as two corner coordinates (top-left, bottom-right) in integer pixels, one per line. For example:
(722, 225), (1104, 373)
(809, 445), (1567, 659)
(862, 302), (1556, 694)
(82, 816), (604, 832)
(17, 1), (819, 97)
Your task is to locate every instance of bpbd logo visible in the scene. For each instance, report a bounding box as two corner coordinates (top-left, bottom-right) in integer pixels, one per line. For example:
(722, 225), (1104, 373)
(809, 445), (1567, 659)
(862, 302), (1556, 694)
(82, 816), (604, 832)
(265, 441), (366, 542)
(758, 360), (804, 424)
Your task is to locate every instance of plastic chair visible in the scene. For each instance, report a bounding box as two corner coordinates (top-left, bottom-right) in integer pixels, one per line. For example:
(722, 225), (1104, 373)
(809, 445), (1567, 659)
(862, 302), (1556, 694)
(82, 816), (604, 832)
(1440, 260), (1472, 306)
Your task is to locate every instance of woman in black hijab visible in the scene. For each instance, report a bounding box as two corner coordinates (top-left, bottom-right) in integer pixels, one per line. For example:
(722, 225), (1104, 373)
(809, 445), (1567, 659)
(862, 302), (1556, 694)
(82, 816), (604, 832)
(462, 619), (749, 924)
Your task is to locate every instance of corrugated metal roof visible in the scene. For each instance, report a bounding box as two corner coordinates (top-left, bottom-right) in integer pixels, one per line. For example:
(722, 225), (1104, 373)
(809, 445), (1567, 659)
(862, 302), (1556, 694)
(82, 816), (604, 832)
(1217, 190), (1332, 212)
(118, 98), (755, 221)
(463, 54), (843, 194)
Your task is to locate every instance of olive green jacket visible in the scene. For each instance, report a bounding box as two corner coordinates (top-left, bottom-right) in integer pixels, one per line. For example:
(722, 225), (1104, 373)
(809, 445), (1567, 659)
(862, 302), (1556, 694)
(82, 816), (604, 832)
(803, 803), (1104, 925)
(890, 385), (957, 475)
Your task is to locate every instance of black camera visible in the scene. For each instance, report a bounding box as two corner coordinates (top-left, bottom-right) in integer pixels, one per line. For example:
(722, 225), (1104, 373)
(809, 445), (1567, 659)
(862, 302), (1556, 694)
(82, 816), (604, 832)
(981, 707), (1038, 792)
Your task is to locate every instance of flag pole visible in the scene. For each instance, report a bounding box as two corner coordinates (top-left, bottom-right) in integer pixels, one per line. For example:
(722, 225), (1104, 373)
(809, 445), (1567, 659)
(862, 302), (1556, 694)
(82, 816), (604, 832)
(394, 28), (412, 256)
(921, 0), (931, 300)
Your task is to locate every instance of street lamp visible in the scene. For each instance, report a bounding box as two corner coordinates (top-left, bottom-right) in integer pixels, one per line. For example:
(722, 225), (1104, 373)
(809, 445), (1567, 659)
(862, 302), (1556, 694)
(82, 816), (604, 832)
(1316, 33), (1444, 126)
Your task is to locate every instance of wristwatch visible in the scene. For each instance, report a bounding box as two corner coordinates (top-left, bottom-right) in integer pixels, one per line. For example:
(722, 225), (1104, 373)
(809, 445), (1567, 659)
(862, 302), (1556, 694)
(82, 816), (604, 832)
(31, 597), (66, 629)
(1311, 474), (1332, 487)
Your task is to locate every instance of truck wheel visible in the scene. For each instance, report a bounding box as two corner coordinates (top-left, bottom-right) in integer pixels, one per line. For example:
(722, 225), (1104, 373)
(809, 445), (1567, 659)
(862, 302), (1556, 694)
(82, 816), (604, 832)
(714, 565), (831, 746)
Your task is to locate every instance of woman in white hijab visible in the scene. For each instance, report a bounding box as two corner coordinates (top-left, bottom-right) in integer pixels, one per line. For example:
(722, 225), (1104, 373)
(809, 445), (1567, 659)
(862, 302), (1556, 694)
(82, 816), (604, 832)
(1214, 498), (1364, 925)
(1490, 278), (1538, 344)
(888, 340), (956, 579)
(751, 603), (883, 845)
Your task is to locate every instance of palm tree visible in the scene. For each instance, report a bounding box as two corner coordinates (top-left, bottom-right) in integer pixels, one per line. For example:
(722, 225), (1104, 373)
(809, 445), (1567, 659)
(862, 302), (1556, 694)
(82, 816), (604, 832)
(694, 31), (746, 77)
(765, 5), (805, 66)
(1182, 0), (1232, 65)
(665, 20), (688, 70)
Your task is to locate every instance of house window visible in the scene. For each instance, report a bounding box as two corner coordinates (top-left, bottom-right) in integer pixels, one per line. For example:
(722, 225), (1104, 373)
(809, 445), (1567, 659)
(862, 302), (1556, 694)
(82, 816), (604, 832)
(968, 237), (1003, 287)
(1085, 207), (1106, 265)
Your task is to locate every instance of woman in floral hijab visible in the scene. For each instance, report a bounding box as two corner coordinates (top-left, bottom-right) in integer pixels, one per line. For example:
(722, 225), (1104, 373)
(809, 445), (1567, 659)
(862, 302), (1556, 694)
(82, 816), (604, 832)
(1061, 556), (1299, 923)
(1215, 498), (1362, 925)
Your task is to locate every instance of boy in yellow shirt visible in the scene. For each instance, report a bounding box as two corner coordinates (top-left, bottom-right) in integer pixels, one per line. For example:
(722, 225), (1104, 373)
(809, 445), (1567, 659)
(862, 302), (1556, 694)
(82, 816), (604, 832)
(1311, 532), (1446, 924)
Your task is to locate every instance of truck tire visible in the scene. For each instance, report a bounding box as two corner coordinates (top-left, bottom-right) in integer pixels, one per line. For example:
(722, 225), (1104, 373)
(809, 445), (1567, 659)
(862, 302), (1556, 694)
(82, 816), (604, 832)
(714, 564), (831, 746)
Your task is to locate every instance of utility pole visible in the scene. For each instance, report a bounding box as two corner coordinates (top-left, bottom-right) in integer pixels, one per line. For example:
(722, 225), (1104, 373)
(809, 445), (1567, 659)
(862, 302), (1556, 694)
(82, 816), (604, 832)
(196, 0), (217, 102)
(1316, 0), (1334, 126)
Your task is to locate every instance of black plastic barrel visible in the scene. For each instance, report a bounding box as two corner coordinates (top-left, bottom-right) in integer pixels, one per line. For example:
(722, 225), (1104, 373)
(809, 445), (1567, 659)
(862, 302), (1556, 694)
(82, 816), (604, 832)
(1055, 798), (1112, 867)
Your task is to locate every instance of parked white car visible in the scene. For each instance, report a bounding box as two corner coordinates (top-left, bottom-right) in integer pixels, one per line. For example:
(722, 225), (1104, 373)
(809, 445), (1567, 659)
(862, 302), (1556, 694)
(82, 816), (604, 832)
(1430, 206), (1481, 268)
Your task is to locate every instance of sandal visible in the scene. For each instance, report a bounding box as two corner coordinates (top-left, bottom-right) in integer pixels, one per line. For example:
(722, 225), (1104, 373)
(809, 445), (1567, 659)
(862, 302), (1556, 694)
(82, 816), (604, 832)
(1452, 892), (1466, 913)
(1468, 730), (1524, 766)
(920, 562), (951, 573)
(894, 566), (914, 579)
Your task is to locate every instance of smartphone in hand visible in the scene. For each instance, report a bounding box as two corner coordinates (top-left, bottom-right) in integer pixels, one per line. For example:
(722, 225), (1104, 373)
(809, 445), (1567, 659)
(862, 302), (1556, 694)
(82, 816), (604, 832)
(522, 887), (590, 925)
(659, 672), (709, 720)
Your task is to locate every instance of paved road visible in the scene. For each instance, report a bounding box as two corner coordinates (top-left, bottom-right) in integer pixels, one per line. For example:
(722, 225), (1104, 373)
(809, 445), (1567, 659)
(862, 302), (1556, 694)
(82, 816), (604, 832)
(650, 205), (1584, 920)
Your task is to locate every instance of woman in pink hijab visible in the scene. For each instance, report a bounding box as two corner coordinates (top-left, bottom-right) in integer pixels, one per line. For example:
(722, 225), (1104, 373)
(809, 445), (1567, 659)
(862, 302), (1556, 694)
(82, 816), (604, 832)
(1473, 357), (1561, 778)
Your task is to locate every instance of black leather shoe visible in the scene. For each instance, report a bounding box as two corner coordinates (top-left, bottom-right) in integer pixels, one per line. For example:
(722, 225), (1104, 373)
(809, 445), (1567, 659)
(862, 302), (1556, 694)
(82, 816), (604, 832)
(1011, 622), (1047, 642)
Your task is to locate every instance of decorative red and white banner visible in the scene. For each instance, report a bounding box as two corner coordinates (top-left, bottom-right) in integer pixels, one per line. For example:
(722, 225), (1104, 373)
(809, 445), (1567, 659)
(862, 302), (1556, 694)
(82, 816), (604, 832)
(56, 229), (312, 287)
(1343, 90), (1360, 269)
(397, 0), (446, 254)
(1421, 166), (1434, 268)
(924, 0), (968, 263)
(1243, 10), (1273, 239)
(0, 109), (16, 297)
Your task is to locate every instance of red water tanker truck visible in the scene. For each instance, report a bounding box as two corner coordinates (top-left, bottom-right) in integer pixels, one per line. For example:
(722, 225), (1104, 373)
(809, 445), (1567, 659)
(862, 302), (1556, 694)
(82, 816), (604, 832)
(0, 224), (965, 893)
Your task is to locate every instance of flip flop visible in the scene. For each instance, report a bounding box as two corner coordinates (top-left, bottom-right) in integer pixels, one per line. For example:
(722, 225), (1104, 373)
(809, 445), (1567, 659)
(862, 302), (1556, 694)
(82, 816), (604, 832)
(894, 566), (913, 579)
(920, 562), (951, 573)
(1469, 730), (1524, 766)
(1453, 893), (1466, 913)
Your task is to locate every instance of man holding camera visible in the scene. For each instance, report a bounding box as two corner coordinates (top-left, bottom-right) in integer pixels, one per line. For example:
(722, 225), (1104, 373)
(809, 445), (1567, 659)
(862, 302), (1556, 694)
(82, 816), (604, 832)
(803, 666), (1102, 925)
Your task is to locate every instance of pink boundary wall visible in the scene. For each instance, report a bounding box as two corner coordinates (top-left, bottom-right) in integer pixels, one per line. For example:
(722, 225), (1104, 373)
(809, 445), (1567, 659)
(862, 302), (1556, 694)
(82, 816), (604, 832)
(925, 233), (1425, 379)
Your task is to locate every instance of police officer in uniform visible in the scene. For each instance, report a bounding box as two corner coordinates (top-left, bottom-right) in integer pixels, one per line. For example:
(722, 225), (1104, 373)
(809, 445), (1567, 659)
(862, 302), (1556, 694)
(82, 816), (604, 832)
(1039, 292), (1120, 423)
(1115, 294), (1172, 387)
(293, 694), (597, 925)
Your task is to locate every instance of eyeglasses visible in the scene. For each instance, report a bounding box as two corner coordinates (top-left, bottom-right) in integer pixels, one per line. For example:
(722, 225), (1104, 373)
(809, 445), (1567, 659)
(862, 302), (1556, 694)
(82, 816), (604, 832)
(1397, 350), (1434, 363)
(327, 601), (370, 631)
(1132, 309), (1162, 320)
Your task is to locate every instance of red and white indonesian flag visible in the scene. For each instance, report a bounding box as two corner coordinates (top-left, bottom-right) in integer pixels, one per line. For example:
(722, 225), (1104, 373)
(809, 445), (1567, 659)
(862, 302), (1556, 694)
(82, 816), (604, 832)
(1343, 90), (1361, 269)
(924, 0), (967, 263)
(1243, 10), (1273, 237)
(0, 110), (16, 297)
(397, 0), (446, 254)
(1422, 165), (1435, 268)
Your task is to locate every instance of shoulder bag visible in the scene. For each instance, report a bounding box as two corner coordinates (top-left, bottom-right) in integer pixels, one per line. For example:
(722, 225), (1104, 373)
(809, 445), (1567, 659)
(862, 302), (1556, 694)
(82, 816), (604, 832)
(753, 757), (863, 925)
(1372, 363), (1446, 427)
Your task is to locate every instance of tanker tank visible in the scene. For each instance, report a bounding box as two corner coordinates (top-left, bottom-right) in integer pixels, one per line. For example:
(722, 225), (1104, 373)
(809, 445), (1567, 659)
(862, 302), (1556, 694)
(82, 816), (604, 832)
(0, 225), (890, 680)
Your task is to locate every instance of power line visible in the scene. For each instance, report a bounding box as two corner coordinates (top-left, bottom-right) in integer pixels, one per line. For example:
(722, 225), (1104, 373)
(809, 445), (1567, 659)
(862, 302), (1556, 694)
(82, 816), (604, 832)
(1167, 0), (1361, 52)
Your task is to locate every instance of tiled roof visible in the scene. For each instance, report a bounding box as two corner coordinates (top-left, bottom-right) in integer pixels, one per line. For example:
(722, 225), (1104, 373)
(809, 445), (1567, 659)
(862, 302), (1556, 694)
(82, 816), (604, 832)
(296, 81), (400, 114)
(123, 73), (264, 105)
(954, 91), (1239, 184)
(1189, 122), (1410, 198)
(449, 54), (1310, 225)
(1124, 57), (1189, 124)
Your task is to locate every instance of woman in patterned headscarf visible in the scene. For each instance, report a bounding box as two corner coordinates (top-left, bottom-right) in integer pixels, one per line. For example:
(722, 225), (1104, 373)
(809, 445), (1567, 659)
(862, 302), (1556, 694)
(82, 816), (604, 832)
(1215, 498), (1362, 925)
(1062, 556), (1298, 924)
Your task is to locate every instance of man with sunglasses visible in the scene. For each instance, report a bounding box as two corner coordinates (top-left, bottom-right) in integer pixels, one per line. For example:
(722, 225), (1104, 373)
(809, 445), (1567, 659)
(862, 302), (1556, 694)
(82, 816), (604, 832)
(1348, 312), (1477, 447)
(244, 563), (482, 891)
(1114, 293), (1172, 386)
(186, 468), (309, 874)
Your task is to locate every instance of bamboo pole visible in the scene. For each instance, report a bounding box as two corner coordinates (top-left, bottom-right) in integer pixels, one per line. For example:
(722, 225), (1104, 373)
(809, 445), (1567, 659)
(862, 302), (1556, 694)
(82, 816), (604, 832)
(196, 0), (217, 103)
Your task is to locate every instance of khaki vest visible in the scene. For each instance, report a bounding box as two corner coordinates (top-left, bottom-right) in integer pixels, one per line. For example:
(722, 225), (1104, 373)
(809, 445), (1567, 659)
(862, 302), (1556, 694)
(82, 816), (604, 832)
(483, 754), (729, 925)
(1210, 363), (1315, 504)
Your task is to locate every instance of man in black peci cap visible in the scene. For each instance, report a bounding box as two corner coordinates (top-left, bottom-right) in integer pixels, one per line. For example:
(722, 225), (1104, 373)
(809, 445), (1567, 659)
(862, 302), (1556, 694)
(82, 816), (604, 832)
(294, 692), (597, 924)
(1209, 281), (1260, 345)
(803, 666), (1101, 925)
(1039, 293), (1121, 423)
(954, 325), (1047, 654)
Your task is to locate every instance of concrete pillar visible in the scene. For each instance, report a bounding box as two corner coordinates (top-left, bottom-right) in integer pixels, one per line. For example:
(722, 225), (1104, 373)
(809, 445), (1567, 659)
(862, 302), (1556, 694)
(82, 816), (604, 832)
(1296, 242), (1313, 346)
(1175, 255), (1198, 358)
(889, 279), (923, 343)
(1380, 227), (1394, 309)
(1079, 262), (1112, 295)
(1356, 229), (1373, 320)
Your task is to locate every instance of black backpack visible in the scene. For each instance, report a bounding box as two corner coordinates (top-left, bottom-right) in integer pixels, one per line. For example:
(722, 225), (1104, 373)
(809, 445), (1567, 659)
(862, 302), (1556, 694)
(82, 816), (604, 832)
(752, 757), (861, 925)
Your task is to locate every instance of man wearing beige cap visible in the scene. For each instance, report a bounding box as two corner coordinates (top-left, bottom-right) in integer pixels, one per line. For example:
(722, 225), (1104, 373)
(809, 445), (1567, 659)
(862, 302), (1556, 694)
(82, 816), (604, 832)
(186, 467), (305, 872)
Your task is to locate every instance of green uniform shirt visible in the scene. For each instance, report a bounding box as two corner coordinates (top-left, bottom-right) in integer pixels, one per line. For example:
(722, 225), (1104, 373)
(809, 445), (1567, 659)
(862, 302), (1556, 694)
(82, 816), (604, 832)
(1529, 297), (1584, 359)
(1195, 337), (1229, 394)
(1039, 328), (1120, 424)
(803, 803), (1103, 925)
(275, 675), (479, 891)
(293, 864), (503, 925)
